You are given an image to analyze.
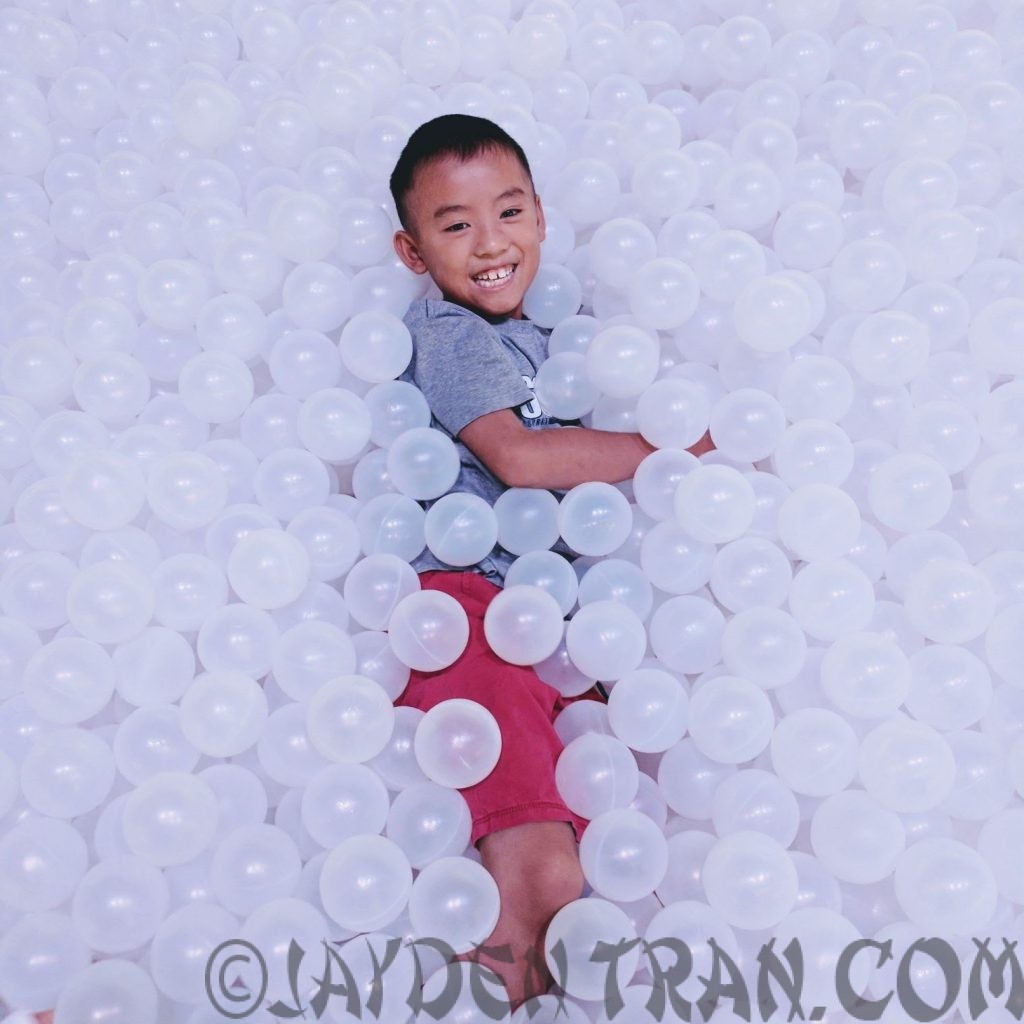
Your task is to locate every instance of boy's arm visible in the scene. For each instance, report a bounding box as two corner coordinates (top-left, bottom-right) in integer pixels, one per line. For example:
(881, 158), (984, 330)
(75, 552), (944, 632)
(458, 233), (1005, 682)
(459, 409), (714, 490)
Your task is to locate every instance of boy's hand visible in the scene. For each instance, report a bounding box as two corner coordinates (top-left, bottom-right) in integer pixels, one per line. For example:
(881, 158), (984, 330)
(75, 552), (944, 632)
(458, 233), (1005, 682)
(687, 430), (716, 457)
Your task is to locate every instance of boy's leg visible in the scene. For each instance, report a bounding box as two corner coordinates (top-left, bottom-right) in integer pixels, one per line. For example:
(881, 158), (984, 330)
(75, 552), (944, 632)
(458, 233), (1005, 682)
(457, 820), (584, 1011)
(396, 572), (604, 1009)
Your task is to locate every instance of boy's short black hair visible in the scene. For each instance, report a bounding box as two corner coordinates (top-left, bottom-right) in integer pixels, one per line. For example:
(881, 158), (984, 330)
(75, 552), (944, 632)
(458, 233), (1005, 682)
(389, 113), (535, 232)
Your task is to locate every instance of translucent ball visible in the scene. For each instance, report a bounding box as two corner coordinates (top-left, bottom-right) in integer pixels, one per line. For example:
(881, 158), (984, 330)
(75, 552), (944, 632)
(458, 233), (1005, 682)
(319, 834), (411, 932)
(555, 733), (639, 820)
(298, 388), (372, 463)
(483, 584), (564, 666)
(607, 668), (689, 754)
(829, 238), (907, 311)
(385, 781), (472, 868)
(710, 536), (792, 611)
(631, 150), (699, 219)
(67, 561), (155, 645)
(388, 589), (470, 672)
(120, 771), (219, 867)
(171, 80), (244, 149)
(648, 596), (726, 675)
(772, 200), (844, 270)
(635, 378), (710, 451)
(906, 644), (993, 731)
(578, 558), (653, 618)
(282, 261), (353, 331)
(709, 16), (773, 83)
(578, 808), (669, 902)
(424, 492), (499, 569)
(544, 898), (640, 1002)
(137, 258), (211, 330)
(306, 675), (395, 764)
(712, 767), (800, 845)
(674, 465), (756, 544)
(414, 697), (502, 788)
(585, 324), (660, 398)
(788, 557), (875, 641)
(339, 311), (413, 384)
(356, 493), (427, 562)
(565, 600), (646, 681)
(267, 189), (338, 262)
(903, 558), (997, 644)
(967, 452), (1024, 531)
(387, 426), (461, 501)
(226, 528), (311, 609)
(0, 816), (89, 913)
(53, 959), (158, 1024)
(709, 387), (787, 462)
(893, 838), (997, 935)
(524, 264), (585, 329)
(688, 676), (774, 763)
(493, 487), (561, 555)
(712, 158), (782, 231)
(177, 351), (254, 423)
(363, 379), (431, 447)
(533, 352), (600, 421)
(821, 631), (912, 719)
(179, 670), (269, 756)
(778, 483), (861, 561)
(147, 452), (227, 531)
(548, 157), (621, 225)
(702, 831), (798, 929)
(858, 718), (956, 813)
(299, 761), (387, 847)
(504, 551), (578, 619)
(633, 448), (699, 522)
(71, 855), (169, 954)
(557, 481), (633, 556)
(772, 420), (855, 487)
(627, 257), (700, 331)
(771, 707), (860, 796)
(977, 809), (1024, 905)
(408, 856), (500, 954)
(721, 607), (807, 689)
(986, 604), (1024, 688)
(849, 310), (930, 385)
(694, 228), (767, 302)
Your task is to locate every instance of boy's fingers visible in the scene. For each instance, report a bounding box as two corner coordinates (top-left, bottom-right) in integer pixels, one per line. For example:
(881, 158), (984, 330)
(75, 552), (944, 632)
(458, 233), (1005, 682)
(34, 1013), (54, 1024)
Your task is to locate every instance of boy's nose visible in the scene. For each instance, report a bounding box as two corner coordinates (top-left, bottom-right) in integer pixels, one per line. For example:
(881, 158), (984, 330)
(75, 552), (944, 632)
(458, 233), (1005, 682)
(474, 224), (510, 258)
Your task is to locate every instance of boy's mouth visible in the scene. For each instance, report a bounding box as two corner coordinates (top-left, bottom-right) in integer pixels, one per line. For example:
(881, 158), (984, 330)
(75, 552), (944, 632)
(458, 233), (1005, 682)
(472, 263), (517, 289)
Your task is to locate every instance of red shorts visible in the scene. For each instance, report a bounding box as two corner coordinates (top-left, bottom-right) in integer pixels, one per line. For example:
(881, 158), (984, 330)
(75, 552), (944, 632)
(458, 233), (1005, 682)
(393, 569), (605, 848)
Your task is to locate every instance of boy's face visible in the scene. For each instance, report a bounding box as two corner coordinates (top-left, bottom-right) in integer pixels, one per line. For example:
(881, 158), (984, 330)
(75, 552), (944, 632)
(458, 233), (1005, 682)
(393, 146), (546, 322)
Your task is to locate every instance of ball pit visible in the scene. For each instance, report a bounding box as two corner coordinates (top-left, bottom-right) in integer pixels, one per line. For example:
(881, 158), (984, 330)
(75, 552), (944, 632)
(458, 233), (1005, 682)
(3, 0), (1024, 1022)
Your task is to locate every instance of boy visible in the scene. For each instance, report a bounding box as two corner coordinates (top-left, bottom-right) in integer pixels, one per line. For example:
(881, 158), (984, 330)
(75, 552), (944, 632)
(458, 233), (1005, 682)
(389, 113), (712, 1010)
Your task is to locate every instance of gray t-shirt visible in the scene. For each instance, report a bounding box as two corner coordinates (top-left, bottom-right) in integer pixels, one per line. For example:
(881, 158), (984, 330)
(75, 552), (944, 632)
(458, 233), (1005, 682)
(398, 297), (580, 587)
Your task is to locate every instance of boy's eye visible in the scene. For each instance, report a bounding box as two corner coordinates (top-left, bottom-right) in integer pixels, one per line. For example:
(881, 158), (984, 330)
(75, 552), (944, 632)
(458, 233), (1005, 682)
(501, 208), (521, 218)
(444, 222), (468, 233)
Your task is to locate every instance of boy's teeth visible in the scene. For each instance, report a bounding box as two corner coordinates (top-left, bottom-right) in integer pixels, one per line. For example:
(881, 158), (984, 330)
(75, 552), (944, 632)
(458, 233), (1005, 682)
(474, 265), (514, 282)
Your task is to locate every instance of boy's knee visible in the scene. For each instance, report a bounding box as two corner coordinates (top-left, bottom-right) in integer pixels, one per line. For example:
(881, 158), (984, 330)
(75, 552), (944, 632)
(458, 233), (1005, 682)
(531, 842), (585, 913)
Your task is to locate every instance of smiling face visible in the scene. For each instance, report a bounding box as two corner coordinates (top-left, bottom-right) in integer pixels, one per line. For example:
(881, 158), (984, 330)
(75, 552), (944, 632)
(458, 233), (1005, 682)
(392, 145), (546, 323)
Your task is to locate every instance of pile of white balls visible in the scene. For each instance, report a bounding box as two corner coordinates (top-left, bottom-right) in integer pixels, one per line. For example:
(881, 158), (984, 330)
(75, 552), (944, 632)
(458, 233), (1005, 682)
(3, 0), (1024, 1020)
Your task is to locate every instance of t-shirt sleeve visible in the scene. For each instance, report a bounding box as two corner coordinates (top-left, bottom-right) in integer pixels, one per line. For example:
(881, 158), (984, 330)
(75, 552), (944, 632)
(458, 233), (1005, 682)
(411, 310), (533, 437)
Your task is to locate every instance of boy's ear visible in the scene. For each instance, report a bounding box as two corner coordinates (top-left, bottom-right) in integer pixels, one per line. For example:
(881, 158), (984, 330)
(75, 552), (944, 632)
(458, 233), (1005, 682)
(393, 229), (429, 275)
(534, 192), (546, 243)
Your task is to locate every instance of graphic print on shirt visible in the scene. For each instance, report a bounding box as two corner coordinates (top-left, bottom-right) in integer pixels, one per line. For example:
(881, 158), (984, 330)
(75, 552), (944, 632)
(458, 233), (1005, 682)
(518, 374), (543, 419)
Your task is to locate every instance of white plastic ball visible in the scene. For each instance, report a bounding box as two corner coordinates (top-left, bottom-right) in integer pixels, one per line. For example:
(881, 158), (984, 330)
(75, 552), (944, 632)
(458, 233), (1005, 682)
(414, 698), (502, 789)
(483, 584), (564, 666)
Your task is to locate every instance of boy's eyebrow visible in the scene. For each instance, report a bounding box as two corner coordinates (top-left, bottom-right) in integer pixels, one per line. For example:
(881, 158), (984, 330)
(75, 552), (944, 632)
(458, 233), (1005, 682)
(432, 187), (528, 221)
